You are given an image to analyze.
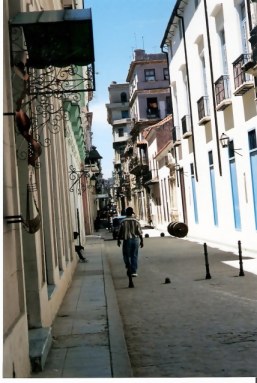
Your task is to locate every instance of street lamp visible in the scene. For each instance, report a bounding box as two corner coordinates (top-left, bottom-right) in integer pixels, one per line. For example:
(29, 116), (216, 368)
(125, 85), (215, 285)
(219, 133), (229, 148)
(219, 133), (242, 156)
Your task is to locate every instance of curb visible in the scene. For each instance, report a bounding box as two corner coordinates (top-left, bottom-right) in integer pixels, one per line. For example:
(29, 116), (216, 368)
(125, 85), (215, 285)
(101, 241), (133, 378)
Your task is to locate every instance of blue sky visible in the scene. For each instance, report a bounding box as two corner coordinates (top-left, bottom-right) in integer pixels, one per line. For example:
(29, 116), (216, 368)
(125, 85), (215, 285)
(84, 0), (176, 178)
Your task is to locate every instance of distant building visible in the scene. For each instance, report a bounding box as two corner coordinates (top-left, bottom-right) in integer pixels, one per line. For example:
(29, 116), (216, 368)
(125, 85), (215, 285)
(126, 49), (171, 122)
(125, 49), (172, 221)
(106, 82), (131, 213)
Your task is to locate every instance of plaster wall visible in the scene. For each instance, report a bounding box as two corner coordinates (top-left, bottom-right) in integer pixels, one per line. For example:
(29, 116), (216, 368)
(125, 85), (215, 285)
(3, 0), (90, 376)
(3, 0), (31, 376)
(166, 0), (257, 254)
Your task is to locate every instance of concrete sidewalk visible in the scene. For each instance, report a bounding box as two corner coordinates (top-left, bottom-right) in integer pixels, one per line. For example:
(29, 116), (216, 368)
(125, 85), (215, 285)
(31, 234), (132, 378)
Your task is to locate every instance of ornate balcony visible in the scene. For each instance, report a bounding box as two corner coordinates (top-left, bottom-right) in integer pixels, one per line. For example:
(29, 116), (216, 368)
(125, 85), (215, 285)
(197, 96), (211, 125)
(233, 54), (254, 95)
(214, 75), (232, 111)
(129, 156), (149, 176)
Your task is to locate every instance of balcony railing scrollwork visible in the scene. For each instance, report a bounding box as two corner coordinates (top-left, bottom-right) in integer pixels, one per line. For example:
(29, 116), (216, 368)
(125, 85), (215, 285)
(9, 9), (95, 160)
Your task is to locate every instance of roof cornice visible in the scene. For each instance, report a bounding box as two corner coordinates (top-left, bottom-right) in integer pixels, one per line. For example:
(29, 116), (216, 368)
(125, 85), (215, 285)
(160, 0), (187, 48)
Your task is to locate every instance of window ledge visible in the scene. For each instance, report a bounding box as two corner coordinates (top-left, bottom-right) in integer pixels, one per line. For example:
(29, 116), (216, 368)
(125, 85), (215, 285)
(216, 99), (232, 111)
(183, 132), (192, 139)
(198, 116), (211, 125)
(233, 82), (254, 96)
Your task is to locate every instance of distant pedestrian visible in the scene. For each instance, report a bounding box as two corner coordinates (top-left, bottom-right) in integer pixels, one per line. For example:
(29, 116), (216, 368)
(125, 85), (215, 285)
(75, 245), (88, 263)
(94, 216), (101, 232)
(117, 207), (143, 277)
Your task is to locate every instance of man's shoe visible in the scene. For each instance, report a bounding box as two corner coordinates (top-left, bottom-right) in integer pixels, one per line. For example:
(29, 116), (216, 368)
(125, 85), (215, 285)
(79, 258), (88, 263)
(132, 273), (138, 277)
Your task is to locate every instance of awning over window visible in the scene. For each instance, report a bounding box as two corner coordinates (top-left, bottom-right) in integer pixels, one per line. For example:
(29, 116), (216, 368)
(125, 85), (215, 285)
(10, 9), (94, 69)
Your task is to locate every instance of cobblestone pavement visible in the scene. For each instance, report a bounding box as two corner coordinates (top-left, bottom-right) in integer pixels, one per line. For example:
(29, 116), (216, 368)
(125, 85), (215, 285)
(105, 234), (257, 378)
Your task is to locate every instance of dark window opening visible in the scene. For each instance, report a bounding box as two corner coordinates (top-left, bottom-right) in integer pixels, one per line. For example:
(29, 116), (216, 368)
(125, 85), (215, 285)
(121, 110), (129, 118)
(208, 150), (213, 165)
(121, 92), (127, 103)
(248, 129), (257, 150)
(118, 128), (124, 137)
(166, 96), (172, 114)
(164, 68), (169, 80)
(147, 97), (159, 118)
(228, 140), (235, 159)
(190, 163), (194, 175)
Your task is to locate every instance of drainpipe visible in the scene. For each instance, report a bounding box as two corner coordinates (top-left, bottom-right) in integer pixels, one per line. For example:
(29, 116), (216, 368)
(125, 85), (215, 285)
(176, 13), (198, 181)
(203, 0), (223, 176)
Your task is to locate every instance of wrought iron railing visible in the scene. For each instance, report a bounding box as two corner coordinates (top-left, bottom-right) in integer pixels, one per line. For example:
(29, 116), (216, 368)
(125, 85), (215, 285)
(9, 22), (95, 162)
(233, 53), (252, 90)
(197, 96), (210, 121)
(214, 75), (231, 105)
(129, 156), (149, 175)
(181, 115), (191, 136)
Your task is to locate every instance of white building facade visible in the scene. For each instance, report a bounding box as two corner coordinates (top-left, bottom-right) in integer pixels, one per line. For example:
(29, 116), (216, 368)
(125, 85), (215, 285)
(161, 0), (257, 254)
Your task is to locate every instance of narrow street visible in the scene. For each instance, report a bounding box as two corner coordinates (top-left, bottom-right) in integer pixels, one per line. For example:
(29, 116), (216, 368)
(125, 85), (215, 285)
(104, 230), (257, 377)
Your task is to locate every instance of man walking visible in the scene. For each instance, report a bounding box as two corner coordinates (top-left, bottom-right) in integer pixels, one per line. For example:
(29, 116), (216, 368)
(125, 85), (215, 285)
(117, 207), (144, 277)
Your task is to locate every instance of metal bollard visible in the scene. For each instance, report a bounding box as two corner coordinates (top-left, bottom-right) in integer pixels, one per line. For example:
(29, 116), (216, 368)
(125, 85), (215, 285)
(203, 243), (211, 279)
(238, 240), (245, 277)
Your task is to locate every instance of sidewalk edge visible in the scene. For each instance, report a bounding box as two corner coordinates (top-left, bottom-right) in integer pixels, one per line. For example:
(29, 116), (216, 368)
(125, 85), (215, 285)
(101, 241), (133, 378)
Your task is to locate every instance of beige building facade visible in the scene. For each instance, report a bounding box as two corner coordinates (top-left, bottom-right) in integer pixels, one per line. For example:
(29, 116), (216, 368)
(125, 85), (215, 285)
(3, 0), (95, 377)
